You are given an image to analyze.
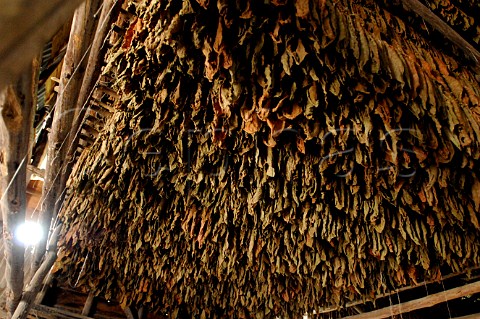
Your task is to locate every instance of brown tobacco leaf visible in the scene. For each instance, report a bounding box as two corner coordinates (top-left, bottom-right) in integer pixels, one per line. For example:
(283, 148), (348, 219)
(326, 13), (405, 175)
(282, 102), (303, 120)
(267, 117), (285, 138)
(241, 104), (261, 134)
(122, 18), (141, 50)
(296, 136), (305, 154)
(471, 179), (480, 212)
(272, 0), (288, 6)
(213, 19), (223, 54)
(239, 1), (252, 19)
(196, 0), (209, 9)
(295, 39), (308, 64)
(295, 0), (310, 18)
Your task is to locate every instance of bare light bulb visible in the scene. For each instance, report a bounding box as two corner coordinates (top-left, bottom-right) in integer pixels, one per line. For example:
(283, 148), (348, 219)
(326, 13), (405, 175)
(15, 221), (43, 246)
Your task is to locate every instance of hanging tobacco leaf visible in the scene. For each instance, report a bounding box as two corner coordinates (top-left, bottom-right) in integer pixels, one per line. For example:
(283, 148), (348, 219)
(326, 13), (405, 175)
(55, 0), (480, 318)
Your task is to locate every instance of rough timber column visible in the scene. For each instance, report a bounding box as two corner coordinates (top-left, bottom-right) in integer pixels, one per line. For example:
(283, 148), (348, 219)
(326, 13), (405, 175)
(0, 59), (39, 317)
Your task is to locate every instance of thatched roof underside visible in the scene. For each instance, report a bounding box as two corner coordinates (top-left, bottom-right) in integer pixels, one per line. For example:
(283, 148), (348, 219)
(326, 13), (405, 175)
(55, 0), (480, 317)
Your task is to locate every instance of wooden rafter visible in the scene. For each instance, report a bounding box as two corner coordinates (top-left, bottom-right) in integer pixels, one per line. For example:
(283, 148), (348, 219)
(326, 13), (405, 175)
(0, 58), (39, 317)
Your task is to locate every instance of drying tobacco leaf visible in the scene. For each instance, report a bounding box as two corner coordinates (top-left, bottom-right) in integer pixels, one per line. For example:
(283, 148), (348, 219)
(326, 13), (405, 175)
(55, 0), (480, 318)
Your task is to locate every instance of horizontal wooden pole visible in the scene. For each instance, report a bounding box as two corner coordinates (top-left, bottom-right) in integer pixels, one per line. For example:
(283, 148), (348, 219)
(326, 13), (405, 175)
(341, 280), (480, 319)
(453, 314), (480, 319)
(27, 165), (45, 178)
(91, 98), (115, 113)
(32, 305), (95, 319)
(32, 304), (121, 319)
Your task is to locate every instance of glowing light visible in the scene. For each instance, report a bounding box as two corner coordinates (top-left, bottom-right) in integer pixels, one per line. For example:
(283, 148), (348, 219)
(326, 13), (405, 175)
(15, 221), (43, 246)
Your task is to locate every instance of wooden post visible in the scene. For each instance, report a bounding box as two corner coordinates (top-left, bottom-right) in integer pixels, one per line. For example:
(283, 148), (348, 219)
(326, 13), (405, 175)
(138, 307), (146, 319)
(11, 226), (61, 319)
(122, 306), (135, 319)
(31, 0), (102, 275)
(81, 293), (95, 316)
(341, 280), (480, 319)
(0, 58), (40, 317)
(0, 0), (85, 90)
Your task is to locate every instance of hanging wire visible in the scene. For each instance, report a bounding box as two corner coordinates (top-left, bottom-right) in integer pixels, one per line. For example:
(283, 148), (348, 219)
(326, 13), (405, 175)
(93, 2), (105, 19)
(381, 272), (395, 319)
(48, 185), (69, 239)
(0, 157), (27, 201)
(388, 293), (395, 319)
(440, 271), (453, 319)
(72, 251), (90, 288)
(422, 19), (430, 35)
(396, 291), (404, 319)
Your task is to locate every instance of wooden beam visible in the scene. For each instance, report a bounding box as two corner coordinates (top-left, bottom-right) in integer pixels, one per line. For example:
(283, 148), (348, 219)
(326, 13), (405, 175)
(31, 0), (102, 275)
(32, 304), (124, 319)
(0, 0), (85, 90)
(34, 271), (54, 305)
(31, 113), (53, 168)
(89, 102), (113, 118)
(32, 305), (95, 319)
(27, 165), (45, 179)
(96, 85), (120, 99)
(81, 124), (99, 138)
(12, 252), (57, 319)
(91, 98), (115, 113)
(452, 314), (480, 319)
(399, 0), (480, 70)
(0, 57), (40, 317)
(341, 280), (480, 319)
